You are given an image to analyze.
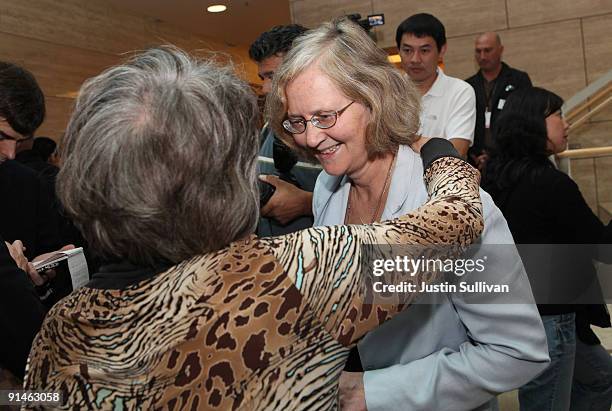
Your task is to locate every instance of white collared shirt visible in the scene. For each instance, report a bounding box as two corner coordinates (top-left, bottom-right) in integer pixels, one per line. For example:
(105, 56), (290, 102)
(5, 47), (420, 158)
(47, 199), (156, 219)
(418, 68), (476, 145)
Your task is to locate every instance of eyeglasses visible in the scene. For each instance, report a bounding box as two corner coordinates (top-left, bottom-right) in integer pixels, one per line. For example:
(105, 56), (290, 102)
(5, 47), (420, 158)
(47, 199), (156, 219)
(0, 130), (32, 144)
(282, 101), (355, 134)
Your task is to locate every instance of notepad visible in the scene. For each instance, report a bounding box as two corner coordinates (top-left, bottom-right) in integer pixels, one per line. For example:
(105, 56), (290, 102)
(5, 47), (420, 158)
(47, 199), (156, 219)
(33, 247), (89, 289)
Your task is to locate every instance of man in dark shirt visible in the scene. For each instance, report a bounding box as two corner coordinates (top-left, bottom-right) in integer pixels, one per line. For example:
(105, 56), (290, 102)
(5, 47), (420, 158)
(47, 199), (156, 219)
(0, 235), (46, 380)
(465, 32), (532, 169)
(0, 62), (62, 258)
(16, 136), (59, 185)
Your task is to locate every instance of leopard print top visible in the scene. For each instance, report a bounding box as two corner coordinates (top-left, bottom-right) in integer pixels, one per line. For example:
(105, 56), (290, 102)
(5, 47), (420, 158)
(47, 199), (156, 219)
(24, 157), (483, 410)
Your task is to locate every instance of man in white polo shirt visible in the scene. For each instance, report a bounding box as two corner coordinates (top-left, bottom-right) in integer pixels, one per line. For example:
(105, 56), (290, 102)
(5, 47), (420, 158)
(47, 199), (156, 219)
(397, 13), (475, 158)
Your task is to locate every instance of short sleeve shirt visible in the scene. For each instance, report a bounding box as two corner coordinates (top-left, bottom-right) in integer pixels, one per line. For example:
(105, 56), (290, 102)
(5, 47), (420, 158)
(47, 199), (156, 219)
(418, 68), (476, 145)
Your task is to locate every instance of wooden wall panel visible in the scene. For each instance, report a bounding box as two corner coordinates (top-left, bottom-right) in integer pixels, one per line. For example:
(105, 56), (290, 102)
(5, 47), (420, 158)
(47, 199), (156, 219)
(443, 34), (480, 81)
(595, 157), (612, 205)
(371, 0), (507, 49)
(507, 0), (612, 28)
(583, 14), (612, 82)
(500, 21), (586, 100)
(145, 19), (257, 83)
(571, 121), (612, 211)
(571, 158), (598, 213)
(583, 13), (612, 122)
(435, 21), (587, 100)
(0, 0), (259, 141)
(0, 32), (119, 97)
(289, 0), (507, 49)
(0, 0), (149, 55)
(37, 97), (74, 138)
(572, 121), (612, 148)
(290, 0), (372, 29)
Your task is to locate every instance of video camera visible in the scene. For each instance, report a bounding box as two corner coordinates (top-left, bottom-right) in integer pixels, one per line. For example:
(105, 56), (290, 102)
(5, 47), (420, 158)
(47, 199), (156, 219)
(259, 136), (301, 207)
(346, 13), (385, 31)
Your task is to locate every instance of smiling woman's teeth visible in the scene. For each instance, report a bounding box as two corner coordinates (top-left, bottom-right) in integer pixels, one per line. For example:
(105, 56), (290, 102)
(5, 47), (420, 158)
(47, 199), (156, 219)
(320, 145), (339, 154)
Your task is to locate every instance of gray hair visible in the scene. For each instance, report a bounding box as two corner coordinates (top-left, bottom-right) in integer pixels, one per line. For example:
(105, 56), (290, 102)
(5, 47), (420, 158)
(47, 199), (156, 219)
(265, 18), (420, 161)
(58, 47), (260, 265)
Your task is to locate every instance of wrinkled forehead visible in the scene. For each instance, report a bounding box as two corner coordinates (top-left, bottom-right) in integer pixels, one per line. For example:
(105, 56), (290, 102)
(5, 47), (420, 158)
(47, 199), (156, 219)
(285, 65), (346, 109)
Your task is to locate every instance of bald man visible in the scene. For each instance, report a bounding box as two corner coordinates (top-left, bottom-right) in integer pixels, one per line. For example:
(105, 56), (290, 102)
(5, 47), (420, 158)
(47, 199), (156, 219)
(466, 32), (532, 169)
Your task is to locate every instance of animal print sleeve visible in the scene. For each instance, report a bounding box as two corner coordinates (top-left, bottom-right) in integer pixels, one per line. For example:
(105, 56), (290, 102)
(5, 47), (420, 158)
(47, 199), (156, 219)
(265, 157), (483, 346)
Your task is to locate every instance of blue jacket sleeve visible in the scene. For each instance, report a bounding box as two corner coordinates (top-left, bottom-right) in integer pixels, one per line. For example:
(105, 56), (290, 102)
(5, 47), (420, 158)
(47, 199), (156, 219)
(362, 194), (550, 411)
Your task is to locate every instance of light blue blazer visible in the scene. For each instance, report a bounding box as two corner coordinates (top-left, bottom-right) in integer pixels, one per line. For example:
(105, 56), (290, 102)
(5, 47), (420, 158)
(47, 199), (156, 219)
(313, 145), (550, 411)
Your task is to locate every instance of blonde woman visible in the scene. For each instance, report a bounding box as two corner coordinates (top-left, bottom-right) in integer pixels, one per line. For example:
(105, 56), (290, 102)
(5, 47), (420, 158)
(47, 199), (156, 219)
(266, 18), (549, 411)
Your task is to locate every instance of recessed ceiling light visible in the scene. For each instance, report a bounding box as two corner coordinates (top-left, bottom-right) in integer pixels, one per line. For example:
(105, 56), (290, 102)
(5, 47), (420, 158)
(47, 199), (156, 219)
(387, 54), (401, 63)
(207, 4), (227, 13)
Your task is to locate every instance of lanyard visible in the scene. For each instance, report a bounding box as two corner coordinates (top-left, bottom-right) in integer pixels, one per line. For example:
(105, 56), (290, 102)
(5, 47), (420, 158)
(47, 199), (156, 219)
(484, 79), (498, 111)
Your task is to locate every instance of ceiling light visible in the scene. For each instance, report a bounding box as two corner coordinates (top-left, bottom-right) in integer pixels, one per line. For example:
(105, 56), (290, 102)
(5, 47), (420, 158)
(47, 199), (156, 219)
(207, 4), (227, 13)
(387, 54), (401, 63)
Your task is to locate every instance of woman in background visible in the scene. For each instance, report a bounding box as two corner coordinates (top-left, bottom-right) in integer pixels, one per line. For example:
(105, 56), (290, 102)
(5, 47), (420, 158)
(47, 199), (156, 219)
(483, 86), (612, 411)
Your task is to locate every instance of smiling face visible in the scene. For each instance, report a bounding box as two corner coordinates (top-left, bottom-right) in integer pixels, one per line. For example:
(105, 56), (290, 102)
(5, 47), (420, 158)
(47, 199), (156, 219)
(285, 65), (371, 177)
(545, 111), (569, 154)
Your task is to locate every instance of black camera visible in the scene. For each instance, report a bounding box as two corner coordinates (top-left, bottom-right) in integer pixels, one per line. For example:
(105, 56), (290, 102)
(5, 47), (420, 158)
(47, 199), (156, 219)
(272, 137), (300, 186)
(346, 13), (385, 31)
(259, 180), (276, 207)
(259, 137), (302, 207)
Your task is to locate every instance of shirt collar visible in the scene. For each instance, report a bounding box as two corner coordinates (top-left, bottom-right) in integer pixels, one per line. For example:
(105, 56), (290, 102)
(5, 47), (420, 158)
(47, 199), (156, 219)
(423, 67), (446, 98)
(382, 145), (421, 218)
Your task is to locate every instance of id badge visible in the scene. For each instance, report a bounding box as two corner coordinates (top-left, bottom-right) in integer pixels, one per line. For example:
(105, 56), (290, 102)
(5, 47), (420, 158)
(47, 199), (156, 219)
(497, 99), (506, 110)
(485, 110), (491, 129)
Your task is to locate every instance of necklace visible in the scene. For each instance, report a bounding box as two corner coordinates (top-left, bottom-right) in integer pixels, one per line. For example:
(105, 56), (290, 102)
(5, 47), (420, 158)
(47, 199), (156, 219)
(345, 153), (397, 224)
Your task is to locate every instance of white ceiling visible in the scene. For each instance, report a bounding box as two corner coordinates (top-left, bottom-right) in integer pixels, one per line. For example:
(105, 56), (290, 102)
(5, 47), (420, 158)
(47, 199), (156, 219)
(106, 0), (293, 47)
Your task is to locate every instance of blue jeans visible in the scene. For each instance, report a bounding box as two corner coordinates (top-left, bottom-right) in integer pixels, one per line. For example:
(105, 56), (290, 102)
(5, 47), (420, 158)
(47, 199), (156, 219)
(570, 337), (612, 411)
(519, 313), (577, 411)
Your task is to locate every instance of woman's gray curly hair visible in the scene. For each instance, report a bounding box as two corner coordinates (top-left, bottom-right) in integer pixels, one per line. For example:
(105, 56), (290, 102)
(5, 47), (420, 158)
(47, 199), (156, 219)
(58, 46), (260, 265)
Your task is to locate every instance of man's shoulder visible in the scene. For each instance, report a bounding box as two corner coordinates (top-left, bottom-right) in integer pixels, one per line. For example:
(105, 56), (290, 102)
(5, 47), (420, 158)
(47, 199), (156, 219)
(504, 63), (528, 75)
(0, 160), (39, 183)
(441, 71), (473, 91)
(465, 71), (480, 85)
(502, 63), (531, 82)
(437, 73), (475, 105)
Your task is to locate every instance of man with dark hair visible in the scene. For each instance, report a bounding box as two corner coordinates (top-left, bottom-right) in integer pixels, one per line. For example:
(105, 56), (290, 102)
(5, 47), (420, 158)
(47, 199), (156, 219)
(466, 32), (532, 170)
(0, 62), (61, 259)
(16, 136), (59, 182)
(396, 13), (476, 158)
(249, 25), (322, 236)
(0, 62), (63, 380)
(0, 63), (45, 148)
(249, 24), (308, 95)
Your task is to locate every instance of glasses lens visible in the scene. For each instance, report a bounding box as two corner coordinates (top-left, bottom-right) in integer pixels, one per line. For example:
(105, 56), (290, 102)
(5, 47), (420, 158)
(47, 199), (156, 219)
(312, 113), (336, 129)
(283, 119), (305, 134)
